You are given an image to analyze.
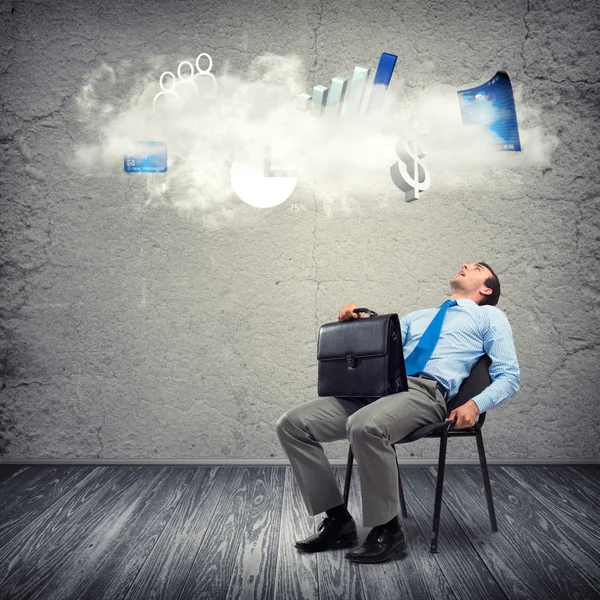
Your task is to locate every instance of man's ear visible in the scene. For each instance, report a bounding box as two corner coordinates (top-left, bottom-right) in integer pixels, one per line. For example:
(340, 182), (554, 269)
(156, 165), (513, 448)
(480, 286), (492, 297)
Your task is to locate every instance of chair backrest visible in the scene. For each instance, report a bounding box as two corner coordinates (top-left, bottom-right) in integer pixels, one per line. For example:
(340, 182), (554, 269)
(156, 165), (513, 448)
(446, 354), (492, 425)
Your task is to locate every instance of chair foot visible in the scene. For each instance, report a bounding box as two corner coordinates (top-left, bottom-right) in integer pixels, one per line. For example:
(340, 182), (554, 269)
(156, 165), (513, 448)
(430, 425), (451, 553)
(394, 448), (408, 518)
(343, 445), (354, 506)
(475, 425), (498, 532)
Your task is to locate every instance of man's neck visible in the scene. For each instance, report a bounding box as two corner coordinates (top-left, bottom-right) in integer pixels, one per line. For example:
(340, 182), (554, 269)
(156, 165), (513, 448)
(450, 293), (479, 304)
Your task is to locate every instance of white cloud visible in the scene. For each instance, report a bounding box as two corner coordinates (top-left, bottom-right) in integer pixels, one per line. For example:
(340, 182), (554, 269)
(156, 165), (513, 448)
(70, 54), (559, 215)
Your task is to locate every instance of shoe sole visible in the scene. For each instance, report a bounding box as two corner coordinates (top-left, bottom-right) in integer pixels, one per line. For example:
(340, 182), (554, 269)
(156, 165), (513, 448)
(345, 539), (408, 563)
(295, 532), (359, 553)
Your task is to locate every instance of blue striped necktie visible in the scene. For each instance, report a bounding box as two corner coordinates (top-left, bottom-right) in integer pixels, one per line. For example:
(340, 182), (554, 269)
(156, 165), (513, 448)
(404, 299), (458, 376)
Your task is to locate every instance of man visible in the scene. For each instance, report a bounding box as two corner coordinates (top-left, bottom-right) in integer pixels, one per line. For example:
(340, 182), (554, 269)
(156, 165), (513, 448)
(275, 262), (520, 563)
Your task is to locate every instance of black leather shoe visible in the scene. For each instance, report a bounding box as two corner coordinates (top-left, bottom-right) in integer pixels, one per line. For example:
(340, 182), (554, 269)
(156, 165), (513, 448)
(295, 516), (358, 552)
(344, 524), (408, 563)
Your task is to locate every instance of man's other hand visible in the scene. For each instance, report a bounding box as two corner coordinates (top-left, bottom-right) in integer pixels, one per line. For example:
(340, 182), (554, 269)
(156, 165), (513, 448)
(447, 400), (481, 428)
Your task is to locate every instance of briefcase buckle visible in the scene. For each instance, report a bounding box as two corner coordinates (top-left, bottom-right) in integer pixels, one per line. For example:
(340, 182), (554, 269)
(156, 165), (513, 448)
(345, 354), (356, 369)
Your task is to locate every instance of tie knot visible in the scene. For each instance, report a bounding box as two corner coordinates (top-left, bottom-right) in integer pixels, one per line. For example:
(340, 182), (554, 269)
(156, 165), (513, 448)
(441, 299), (458, 308)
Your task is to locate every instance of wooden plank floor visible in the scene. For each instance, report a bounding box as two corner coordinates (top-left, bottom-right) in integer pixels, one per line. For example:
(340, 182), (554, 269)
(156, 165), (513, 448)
(0, 464), (599, 600)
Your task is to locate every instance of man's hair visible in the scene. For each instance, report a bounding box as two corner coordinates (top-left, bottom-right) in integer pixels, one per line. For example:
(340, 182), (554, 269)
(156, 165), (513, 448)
(477, 262), (500, 306)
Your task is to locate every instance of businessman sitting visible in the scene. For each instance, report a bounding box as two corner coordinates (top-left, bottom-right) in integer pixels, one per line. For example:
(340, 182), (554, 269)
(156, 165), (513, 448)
(276, 262), (520, 563)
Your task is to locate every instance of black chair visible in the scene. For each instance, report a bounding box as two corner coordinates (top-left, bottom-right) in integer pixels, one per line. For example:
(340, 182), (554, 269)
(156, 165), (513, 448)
(342, 354), (497, 553)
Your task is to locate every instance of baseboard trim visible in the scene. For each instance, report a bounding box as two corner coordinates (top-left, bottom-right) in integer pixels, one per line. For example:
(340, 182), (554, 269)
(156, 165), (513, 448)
(1, 458), (599, 466)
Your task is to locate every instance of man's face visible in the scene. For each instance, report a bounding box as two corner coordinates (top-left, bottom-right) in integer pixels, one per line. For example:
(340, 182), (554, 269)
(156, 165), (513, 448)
(450, 263), (493, 296)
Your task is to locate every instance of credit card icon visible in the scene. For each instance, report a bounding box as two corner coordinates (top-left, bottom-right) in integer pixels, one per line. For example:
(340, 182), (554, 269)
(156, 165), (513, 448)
(124, 141), (167, 172)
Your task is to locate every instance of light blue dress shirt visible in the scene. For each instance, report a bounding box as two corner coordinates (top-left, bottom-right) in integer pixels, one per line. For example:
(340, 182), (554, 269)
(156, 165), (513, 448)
(400, 298), (520, 413)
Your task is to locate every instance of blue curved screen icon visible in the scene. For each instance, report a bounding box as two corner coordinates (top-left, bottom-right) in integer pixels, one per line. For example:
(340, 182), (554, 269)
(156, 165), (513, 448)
(457, 71), (521, 151)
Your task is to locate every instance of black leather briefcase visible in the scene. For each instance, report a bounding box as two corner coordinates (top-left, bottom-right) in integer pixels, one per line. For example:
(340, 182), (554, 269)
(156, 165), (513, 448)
(317, 308), (408, 400)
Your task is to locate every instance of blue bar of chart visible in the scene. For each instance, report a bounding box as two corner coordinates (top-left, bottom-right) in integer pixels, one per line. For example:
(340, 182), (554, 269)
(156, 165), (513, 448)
(366, 52), (398, 112)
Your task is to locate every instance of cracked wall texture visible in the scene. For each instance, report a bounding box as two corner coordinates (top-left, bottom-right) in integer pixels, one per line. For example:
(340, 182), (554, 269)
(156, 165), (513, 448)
(0, 0), (599, 461)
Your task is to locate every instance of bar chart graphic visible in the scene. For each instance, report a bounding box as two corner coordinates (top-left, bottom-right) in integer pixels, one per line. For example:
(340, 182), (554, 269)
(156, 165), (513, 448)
(297, 52), (398, 117)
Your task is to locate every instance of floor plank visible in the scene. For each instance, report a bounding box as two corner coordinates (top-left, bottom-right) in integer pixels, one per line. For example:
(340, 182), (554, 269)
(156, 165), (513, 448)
(0, 465), (120, 584)
(0, 466), (148, 599)
(316, 466), (363, 600)
(176, 466), (283, 600)
(117, 466), (230, 600)
(566, 465), (600, 487)
(225, 466), (286, 600)
(0, 464), (28, 483)
(0, 465), (81, 508)
(539, 466), (600, 515)
(274, 467), (319, 600)
(495, 467), (600, 580)
(0, 466), (97, 550)
(26, 466), (194, 600)
(424, 465), (561, 600)
(401, 467), (504, 600)
(175, 466), (252, 600)
(506, 466), (600, 527)
(453, 465), (600, 599)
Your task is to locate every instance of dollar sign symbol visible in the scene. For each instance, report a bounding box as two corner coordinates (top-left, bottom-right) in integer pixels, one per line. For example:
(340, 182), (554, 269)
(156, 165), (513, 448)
(390, 140), (431, 202)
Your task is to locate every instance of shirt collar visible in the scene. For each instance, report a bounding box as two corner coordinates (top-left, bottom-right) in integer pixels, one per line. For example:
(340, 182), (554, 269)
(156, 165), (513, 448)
(454, 298), (478, 306)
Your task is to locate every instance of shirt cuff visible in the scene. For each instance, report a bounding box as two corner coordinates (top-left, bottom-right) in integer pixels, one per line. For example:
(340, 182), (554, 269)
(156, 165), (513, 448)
(471, 393), (494, 414)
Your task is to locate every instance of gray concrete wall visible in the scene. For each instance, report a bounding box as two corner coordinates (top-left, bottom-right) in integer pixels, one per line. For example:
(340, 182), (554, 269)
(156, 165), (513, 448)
(0, 0), (598, 461)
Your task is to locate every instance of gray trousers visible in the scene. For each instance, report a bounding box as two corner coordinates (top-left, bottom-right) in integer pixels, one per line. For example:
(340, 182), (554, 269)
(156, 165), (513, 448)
(275, 376), (448, 527)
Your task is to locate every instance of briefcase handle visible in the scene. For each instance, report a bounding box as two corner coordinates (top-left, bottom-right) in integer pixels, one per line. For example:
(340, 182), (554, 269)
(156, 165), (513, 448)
(353, 308), (379, 318)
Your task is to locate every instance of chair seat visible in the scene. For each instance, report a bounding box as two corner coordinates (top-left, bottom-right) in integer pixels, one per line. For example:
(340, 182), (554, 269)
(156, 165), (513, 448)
(394, 420), (477, 444)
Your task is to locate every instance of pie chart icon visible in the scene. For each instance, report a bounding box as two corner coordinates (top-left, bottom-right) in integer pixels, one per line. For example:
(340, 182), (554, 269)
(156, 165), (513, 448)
(230, 141), (298, 208)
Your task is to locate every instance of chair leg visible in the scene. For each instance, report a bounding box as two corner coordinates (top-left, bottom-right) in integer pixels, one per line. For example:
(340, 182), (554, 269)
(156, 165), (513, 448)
(430, 429), (450, 553)
(343, 445), (354, 506)
(394, 449), (408, 518)
(475, 424), (498, 532)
